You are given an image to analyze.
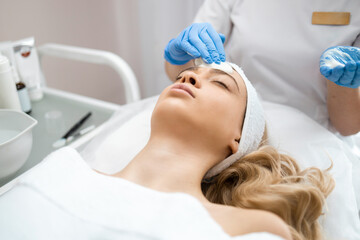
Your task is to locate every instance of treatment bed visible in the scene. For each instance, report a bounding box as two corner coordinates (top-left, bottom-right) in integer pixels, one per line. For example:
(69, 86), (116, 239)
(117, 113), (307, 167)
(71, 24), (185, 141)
(0, 44), (359, 240)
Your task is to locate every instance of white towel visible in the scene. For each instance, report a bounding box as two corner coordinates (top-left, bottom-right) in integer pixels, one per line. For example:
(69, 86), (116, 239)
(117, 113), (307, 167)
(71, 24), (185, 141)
(0, 147), (283, 240)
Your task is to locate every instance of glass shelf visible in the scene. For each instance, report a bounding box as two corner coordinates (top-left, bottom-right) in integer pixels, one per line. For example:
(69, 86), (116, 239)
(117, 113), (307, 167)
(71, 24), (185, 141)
(0, 88), (118, 187)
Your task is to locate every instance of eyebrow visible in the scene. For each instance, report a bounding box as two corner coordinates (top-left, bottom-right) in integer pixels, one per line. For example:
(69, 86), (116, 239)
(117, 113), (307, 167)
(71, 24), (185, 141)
(176, 67), (240, 92)
(209, 69), (240, 92)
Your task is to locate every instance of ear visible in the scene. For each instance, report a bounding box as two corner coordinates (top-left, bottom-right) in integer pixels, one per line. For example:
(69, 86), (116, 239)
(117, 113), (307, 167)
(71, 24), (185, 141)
(229, 137), (240, 154)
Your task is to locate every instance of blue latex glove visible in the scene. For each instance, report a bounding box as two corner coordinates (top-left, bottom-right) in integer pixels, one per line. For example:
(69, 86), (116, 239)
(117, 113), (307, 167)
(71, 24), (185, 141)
(164, 23), (226, 65)
(320, 46), (360, 88)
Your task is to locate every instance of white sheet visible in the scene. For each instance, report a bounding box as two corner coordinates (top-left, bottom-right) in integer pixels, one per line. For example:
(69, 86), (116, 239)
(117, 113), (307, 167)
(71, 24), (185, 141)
(81, 97), (360, 240)
(0, 147), (284, 240)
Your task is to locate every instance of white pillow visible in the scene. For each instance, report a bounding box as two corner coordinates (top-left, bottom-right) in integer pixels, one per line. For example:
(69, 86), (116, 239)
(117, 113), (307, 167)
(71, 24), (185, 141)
(81, 98), (360, 240)
(263, 102), (360, 240)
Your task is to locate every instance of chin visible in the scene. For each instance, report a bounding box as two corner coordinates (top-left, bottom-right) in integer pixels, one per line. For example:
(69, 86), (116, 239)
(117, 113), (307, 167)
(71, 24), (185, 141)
(151, 97), (198, 134)
(153, 97), (191, 121)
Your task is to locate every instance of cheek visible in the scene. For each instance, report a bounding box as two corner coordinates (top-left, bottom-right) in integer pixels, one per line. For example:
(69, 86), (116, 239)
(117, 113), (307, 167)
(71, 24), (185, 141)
(199, 88), (237, 117)
(196, 90), (243, 135)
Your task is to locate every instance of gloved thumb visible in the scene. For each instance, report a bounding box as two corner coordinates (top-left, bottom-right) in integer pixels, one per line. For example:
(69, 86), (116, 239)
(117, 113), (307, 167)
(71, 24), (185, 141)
(218, 33), (226, 44)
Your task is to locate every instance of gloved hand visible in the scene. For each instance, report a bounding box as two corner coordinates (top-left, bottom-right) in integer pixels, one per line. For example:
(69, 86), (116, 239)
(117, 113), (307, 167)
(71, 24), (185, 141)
(164, 23), (226, 65)
(320, 46), (360, 88)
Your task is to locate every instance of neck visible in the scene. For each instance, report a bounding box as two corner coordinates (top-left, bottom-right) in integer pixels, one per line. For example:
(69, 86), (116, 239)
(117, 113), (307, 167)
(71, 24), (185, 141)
(113, 135), (217, 203)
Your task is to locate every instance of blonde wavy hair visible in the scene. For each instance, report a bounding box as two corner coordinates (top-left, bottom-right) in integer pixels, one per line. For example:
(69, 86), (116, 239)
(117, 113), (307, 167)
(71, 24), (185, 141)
(202, 131), (335, 240)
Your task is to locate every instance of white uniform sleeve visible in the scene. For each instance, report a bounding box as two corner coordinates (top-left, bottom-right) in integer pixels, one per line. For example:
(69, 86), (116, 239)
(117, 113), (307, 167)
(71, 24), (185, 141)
(193, 0), (238, 39)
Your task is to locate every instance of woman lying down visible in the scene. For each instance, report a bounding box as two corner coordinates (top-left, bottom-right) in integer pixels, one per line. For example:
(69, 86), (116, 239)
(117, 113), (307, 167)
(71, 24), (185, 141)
(0, 61), (334, 240)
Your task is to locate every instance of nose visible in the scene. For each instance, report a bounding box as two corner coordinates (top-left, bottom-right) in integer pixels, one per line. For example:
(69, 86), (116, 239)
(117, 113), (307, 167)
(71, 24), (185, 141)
(180, 71), (201, 88)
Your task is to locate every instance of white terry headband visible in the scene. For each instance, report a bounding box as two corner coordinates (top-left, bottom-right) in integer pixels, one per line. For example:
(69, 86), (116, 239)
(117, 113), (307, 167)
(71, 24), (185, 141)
(194, 59), (266, 179)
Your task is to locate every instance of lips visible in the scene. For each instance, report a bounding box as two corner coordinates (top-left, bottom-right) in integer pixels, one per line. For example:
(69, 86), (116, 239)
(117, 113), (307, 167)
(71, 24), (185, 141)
(170, 84), (195, 98)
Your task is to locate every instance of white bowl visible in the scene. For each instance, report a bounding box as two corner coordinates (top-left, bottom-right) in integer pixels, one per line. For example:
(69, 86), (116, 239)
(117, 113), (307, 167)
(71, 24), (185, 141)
(0, 110), (37, 178)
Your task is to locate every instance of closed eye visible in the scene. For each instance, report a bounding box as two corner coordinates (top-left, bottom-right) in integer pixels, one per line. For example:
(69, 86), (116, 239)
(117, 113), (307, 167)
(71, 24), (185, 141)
(214, 81), (229, 90)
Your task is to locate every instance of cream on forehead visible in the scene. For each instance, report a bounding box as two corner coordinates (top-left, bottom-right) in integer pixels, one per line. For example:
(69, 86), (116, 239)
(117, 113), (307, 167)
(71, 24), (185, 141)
(194, 58), (234, 74)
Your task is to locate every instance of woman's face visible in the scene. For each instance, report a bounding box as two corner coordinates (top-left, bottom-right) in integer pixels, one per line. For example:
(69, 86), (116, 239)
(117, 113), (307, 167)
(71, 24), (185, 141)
(151, 67), (247, 159)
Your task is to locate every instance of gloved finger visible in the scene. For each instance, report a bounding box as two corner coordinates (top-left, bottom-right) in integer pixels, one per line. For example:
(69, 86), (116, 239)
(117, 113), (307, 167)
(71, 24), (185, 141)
(343, 46), (360, 61)
(320, 49), (337, 78)
(331, 65), (345, 84)
(320, 49), (346, 82)
(330, 50), (348, 65)
(350, 60), (360, 88)
(346, 47), (360, 87)
(180, 28), (201, 58)
(350, 79), (360, 88)
(188, 25), (212, 63)
(339, 58), (356, 85)
(181, 41), (201, 59)
(219, 33), (226, 44)
(320, 54), (330, 77)
(204, 25), (226, 63)
(199, 28), (220, 64)
(218, 34), (226, 62)
(320, 65), (332, 78)
(350, 78), (360, 88)
(335, 51), (356, 85)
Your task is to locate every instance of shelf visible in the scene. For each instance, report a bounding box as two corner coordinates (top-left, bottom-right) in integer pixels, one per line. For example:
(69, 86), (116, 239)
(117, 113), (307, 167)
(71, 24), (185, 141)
(0, 88), (119, 188)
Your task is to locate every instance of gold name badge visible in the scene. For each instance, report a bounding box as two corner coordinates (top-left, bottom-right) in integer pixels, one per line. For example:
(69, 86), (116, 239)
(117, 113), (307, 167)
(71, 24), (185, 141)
(312, 12), (350, 25)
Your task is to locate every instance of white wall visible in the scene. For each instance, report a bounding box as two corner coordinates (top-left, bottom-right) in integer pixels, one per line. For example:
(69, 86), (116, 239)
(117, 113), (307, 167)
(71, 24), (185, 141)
(0, 0), (203, 104)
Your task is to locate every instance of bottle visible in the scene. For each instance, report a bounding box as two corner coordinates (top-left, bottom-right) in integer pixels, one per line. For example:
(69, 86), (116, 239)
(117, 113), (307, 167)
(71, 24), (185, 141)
(16, 81), (32, 114)
(13, 38), (44, 101)
(0, 54), (21, 110)
(11, 65), (32, 114)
